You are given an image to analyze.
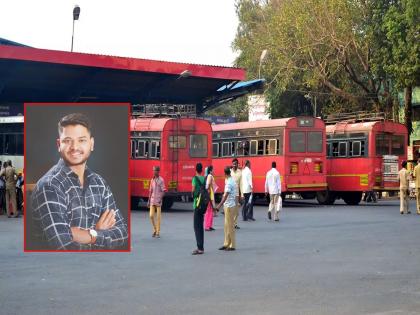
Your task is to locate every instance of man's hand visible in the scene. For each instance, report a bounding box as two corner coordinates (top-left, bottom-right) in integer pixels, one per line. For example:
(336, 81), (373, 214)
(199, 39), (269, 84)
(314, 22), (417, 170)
(70, 227), (91, 244)
(95, 209), (116, 230)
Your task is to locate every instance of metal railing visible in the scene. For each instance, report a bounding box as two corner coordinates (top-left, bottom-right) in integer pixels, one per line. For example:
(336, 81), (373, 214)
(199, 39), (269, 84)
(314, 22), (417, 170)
(325, 111), (386, 124)
(131, 104), (197, 118)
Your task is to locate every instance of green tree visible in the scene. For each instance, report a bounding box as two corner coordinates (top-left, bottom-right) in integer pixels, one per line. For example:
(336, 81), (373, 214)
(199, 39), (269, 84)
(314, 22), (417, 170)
(380, 0), (420, 140)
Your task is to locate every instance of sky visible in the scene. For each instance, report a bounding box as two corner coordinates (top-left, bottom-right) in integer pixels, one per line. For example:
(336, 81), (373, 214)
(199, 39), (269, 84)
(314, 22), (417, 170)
(0, 0), (240, 66)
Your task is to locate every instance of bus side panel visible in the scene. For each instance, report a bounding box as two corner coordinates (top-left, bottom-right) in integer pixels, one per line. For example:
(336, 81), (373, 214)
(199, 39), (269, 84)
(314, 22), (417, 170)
(130, 158), (161, 198)
(327, 157), (373, 192)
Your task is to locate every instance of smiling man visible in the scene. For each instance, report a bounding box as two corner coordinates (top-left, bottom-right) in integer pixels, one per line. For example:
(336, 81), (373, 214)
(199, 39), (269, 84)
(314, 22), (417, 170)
(31, 113), (128, 250)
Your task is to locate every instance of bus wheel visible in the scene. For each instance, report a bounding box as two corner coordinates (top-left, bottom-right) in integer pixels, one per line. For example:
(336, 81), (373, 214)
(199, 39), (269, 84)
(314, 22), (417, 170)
(316, 190), (336, 205)
(342, 192), (362, 205)
(162, 197), (174, 211)
(131, 196), (141, 210)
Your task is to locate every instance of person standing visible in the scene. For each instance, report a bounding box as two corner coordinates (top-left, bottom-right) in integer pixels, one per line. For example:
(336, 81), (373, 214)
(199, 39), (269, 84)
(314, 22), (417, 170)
(0, 161), (5, 215)
(413, 158), (420, 214)
(0, 160), (18, 218)
(398, 160), (410, 215)
(230, 158), (242, 229)
(192, 163), (206, 255)
(216, 166), (238, 251)
(265, 161), (281, 221)
(204, 166), (218, 231)
(148, 166), (166, 238)
(241, 160), (254, 221)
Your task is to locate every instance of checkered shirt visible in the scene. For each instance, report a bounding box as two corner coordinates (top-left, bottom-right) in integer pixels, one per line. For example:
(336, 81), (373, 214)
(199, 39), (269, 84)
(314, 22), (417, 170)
(31, 159), (128, 250)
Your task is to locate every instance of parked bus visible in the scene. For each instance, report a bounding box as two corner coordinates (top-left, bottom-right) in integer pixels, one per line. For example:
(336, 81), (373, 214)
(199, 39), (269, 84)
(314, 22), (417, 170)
(130, 117), (212, 210)
(318, 114), (408, 205)
(0, 115), (24, 172)
(212, 117), (327, 199)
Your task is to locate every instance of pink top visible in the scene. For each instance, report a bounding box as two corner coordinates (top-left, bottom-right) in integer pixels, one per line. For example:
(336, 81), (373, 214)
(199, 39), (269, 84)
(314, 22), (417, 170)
(149, 176), (166, 206)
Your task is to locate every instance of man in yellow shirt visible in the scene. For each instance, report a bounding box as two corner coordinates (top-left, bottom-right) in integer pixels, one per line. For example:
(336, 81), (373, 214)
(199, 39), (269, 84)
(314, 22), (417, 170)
(398, 161), (410, 214)
(413, 158), (420, 214)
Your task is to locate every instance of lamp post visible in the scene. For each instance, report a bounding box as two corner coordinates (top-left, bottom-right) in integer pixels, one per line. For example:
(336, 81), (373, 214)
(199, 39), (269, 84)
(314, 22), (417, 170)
(258, 49), (268, 79)
(71, 5), (81, 52)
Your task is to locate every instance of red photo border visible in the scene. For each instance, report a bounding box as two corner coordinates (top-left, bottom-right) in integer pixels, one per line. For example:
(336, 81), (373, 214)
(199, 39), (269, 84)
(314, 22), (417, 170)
(23, 102), (132, 253)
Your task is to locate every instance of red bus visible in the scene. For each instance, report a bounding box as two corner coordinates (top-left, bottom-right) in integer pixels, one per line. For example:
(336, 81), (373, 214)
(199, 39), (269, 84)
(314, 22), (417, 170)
(130, 117), (212, 209)
(318, 116), (408, 205)
(212, 117), (327, 199)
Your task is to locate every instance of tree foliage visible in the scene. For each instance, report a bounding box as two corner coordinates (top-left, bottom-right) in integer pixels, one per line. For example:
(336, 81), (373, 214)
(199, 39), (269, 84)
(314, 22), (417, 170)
(232, 0), (420, 123)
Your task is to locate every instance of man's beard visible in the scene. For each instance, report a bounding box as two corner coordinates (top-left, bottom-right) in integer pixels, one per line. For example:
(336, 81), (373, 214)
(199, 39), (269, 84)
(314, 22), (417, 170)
(60, 150), (90, 167)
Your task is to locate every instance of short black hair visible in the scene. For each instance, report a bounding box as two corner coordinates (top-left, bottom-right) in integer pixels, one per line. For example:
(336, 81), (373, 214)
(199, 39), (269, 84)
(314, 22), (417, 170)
(207, 165), (213, 173)
(272, 161), (276, 168)
(232, 158), (239, 163)
(224, 166), (231, 176)
(402, 160), (407, 168)
(196, 163), (203, 173)
(58, 113), (92, 136)
(245, 160), (250, 167)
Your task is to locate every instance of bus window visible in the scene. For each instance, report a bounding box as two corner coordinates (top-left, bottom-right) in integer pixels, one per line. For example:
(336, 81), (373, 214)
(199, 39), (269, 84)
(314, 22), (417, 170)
(338, 142), (347, 157)
(150, 141), (160, 159)
(16, 134), (23, 155)
(169, 135), (186, 149)
(236, 140), (250, 156)
(231, 142), (237, 156)
(307, 131), (323, 152)
(222, 142), (231, 157)
(391, 135), (405, 155)
(266, 139), (277, 155)
(350, 141), (361, 156)
(258, 140), (264, 155)
(190, 135), (208, 158)
(276, 139), (281, 155)
(4, 134), (16, 154)
(376, 134), (390, 155)
(131, 140), (136, 158)
(250, 140), (258, 155)
(212, 143), (219, 158)
(290, 131), (305, 153)
(136, 140), (146, 158)
(331, 142), (339, 156)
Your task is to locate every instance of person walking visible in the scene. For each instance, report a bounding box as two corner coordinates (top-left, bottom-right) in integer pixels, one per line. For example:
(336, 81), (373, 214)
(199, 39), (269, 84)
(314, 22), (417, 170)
(148, 166), (166, 238)
(265, 161), (281, 221)
(241, 160), (254, 221)
(216, 166), (238, 251)
(204, 166), (218, 231)
(412, 158), (420, 214)
(0, 160), (18, 218)
(192, 163), (206, 255)
(398, 160), (410, 214)
(230, 158), (242, 229)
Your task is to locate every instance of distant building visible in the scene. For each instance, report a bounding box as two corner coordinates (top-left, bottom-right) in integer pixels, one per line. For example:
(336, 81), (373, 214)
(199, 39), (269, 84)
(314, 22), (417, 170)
(248, 94), (270, 122)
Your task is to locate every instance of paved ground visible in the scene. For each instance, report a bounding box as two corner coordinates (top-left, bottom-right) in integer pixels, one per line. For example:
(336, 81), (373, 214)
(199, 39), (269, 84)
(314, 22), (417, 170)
(1, 199), (420, 315)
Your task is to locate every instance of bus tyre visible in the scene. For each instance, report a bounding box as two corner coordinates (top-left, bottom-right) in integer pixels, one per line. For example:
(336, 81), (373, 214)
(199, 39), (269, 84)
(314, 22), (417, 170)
(342, 192), (362, 205)
(162, 197), (174, 211)
(131, 196), (141, 211)
(316, 190), (336, 205)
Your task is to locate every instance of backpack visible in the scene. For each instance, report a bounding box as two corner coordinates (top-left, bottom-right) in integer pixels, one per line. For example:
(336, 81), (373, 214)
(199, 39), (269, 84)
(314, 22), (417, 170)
(194, 176), (210, 214)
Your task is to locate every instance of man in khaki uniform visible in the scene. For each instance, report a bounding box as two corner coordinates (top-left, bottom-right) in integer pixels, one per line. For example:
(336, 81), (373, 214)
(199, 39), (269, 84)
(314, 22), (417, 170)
(413, 158), (420, 214)
(230, 158), (242, 229)
(398, 160), (410, 214)
(0, 160), (18, 217)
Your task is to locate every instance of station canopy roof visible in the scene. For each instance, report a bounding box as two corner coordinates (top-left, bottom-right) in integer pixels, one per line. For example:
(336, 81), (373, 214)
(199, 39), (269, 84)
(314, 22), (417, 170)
(0, 38), (263, 114)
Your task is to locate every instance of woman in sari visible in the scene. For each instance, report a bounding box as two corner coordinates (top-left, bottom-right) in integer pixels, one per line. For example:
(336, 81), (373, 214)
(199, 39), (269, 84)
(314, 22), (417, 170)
(204, 166), (218, 231)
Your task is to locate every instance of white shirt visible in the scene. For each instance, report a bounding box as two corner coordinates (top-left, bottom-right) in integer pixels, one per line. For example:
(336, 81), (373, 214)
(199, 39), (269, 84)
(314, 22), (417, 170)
(265, 168), (281, 195)
(241, 166), (253, 194)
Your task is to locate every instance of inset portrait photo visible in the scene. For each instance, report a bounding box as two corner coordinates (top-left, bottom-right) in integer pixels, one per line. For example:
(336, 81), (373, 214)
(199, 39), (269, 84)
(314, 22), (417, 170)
(24, 103), (130, 251)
